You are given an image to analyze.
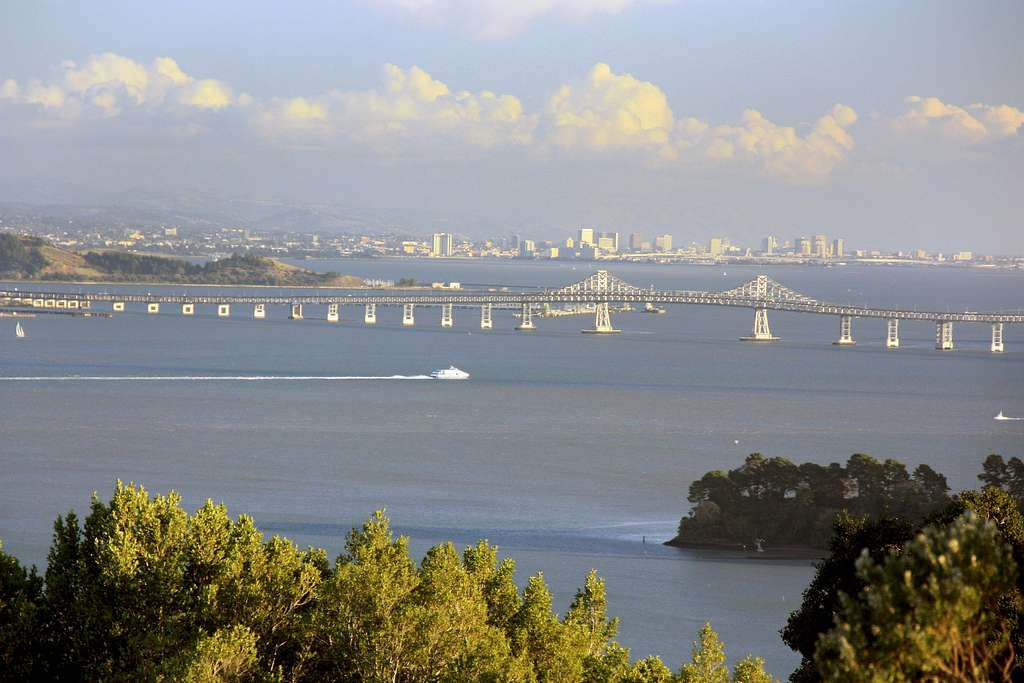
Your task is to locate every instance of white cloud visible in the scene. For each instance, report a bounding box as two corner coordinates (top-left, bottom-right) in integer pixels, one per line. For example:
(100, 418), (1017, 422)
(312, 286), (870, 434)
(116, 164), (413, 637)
(540, 64), (858, 182)
(257, 64), (534, 151)
(894, 96), (1023, 142)
(0, 53), (237, 117)
(364, 0), (668, 39)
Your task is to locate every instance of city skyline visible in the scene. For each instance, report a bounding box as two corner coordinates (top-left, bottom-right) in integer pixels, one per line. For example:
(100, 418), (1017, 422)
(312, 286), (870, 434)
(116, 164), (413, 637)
(0, 2), (1022, 253)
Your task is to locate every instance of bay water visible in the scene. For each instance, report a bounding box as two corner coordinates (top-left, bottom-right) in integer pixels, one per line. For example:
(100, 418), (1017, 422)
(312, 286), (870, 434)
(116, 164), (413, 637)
(2, 260), (1022, 676)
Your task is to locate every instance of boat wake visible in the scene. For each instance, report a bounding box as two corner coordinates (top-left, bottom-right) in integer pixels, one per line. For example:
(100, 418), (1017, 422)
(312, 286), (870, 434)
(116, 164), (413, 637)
(0, 375), (433, 382)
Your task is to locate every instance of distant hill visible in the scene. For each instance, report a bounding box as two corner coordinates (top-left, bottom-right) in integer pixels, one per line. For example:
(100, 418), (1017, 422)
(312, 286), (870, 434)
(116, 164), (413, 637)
(0, 233), (363, 287)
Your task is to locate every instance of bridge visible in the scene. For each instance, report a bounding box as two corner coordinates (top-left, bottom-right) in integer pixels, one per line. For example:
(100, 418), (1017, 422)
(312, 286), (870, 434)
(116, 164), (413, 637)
(2, 271), (1021, 352)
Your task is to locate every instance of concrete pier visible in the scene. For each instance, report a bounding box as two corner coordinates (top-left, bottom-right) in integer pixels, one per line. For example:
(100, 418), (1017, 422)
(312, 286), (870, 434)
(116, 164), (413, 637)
(218, 304), (230, 318)
(147, 303), (160, 314)
(936, 321), (954, 351)
(253, 303), (266, 319)
(992, 322), (1004, 353)
(182, 303), (194, 316)
(327, 303), (339, 322)
(480, 304), (492, 330)
(113, 302), (125, 312)
(441, 303), (453, 328)
(516, 303), (535, 331)
(741, 308), (778, 341)
(365, 303), (376, 325)
(886, 318), (900, 349)
(290, 303), (303, 320)
(834, 315), (855, 345)
(582, 301), (620, 334)
(402, 303), (415, 326)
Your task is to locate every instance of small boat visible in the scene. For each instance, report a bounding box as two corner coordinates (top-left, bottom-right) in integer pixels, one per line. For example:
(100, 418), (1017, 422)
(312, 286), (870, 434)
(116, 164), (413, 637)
(995, 411), (1023, 421)
(430, 366), (470, 380)
(15, 322), (26, 338)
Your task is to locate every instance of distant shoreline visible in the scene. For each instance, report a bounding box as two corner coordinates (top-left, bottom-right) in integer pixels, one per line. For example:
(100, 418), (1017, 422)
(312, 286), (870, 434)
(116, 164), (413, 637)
(0, 277), (430, 291)
(663, 537), (825, 561)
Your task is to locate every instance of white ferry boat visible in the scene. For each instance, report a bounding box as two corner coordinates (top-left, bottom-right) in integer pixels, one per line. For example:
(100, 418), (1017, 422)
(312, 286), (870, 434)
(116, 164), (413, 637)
(430, 366), (470, 380)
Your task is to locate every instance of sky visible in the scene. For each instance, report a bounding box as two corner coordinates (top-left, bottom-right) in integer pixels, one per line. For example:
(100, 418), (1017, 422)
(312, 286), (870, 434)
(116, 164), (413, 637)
(0, 0), (1022, 252)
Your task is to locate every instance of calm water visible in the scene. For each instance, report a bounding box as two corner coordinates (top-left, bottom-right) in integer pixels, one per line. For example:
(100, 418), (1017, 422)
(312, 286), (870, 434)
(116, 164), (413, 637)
(2, 261), (1023, 676)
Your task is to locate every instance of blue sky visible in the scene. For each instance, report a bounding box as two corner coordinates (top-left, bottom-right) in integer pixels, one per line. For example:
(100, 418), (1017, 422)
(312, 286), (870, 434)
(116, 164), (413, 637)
(1, 1), (1022, 251)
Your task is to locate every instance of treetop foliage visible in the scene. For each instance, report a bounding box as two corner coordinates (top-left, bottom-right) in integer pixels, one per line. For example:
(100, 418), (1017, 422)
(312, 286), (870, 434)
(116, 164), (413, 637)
(0, 481), (776, 683)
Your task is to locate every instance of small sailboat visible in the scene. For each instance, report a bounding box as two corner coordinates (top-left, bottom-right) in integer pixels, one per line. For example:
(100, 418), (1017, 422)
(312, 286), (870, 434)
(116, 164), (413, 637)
(995, 411), (1023, 421)
(15, 322), (26, 338)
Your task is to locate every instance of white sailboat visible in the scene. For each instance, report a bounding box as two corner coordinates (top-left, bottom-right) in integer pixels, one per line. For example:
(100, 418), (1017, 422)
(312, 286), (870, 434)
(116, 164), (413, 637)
(15, 322), (26, 338)
(995, 411), (1023, 421)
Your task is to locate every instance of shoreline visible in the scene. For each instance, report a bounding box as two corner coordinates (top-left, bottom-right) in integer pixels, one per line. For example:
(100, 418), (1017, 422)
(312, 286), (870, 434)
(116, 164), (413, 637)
(0, 277), (431, 291)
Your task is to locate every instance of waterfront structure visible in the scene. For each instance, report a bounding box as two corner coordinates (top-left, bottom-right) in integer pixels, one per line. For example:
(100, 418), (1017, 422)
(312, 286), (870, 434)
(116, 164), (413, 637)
(577, 228), (595, 247)
(629, 232), (646, 252)
(832, 238), (844, 258)
(762, 236), (778, 254)
(4, 272), (1019, 353)
(518, 240), (535, 258)
(814, 234), (828, 258)
(598, 232), (619, 252)
(655, 234), (673, 252)
(709, 238), (724, 257)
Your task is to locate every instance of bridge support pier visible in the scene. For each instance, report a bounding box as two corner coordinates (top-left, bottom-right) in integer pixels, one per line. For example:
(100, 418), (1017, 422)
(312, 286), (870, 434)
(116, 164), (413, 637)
(402, 303), (415, 327)
(516, 303), (535, 331)
(113, 302), (125, 312)
(147, 303), (160, 315)
(741, 308), (778, 342)
(364, 303), (376, 325)
(992, 323), (1004, 353)
(441, 303), (453, 328)
(480, 304), (492, 330)
(885, 318), (900, 348)
(834, 315), (855, 345)
(182, 303), (194, 316)
(218, 304), (230, 318)
(253, 303), (266, 319)
(290, 303), (303, 320)
(936, 321), (954, 351)
(327, 303), (339, 322)
(68, 300), (79, 309)
(583, 301), (620, 334)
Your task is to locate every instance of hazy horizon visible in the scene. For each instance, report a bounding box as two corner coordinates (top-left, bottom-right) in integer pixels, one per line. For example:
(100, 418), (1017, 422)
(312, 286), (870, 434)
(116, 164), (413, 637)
(1, 1), (1022, 252)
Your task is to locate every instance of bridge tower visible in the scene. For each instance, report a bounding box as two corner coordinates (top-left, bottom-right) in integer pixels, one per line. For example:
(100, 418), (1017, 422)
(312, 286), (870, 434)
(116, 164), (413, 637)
(885, 318), (900, 348)
(741, 308), (778, 342)
(480, 304), (492, 330)
(834, 315), (855, 345)
(441, 303), (454, 328)
(403, 303), (415, 326)
(327, 303), (339, 322)
(364, 303), (376, 325)
(583, 302), (620, 334)
(218, 304), (230, 318)
(935, 321), (954, 351)
(992, 323), (1004, 353)
(516, 303), (535, 331)
(290, 303), (304, 320)
(253, 303), (266, 319)
(181, 303), (195, 316)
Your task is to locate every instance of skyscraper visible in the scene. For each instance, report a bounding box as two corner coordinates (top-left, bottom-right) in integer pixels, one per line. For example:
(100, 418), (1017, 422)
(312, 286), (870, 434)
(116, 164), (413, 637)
(432, 232), (453, 257)
(598, 232), (619, 252)
(832, 238), (844, 258)
(761, 235), (778, 254)
(709, 237), (724, 257)
(629, 232), (645, 252)
(813, 234), (828, 258)
(655, 234), (673, 252)
(577, 227), (595, 247)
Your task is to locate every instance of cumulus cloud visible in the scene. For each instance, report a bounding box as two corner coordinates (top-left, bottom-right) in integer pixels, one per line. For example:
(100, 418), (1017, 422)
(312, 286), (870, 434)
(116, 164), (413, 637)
(257, 64), (534, 151)
(364, 0), (668, 39)
(894, 96), (1024, 142)
(540, 63), (858, 182)
(0, 52), (238, 117)
(544, 63), (676, 158)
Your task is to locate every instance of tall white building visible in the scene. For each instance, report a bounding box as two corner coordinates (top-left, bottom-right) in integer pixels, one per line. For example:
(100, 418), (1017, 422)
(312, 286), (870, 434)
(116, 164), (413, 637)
(432, 232), (453, 257)
(655, 234), (673, 252)
(577, 227), (595, 247)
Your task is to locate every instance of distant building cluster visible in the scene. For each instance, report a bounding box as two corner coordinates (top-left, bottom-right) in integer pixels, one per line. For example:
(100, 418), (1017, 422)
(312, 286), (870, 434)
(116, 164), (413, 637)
(0, 207), (1019, 270)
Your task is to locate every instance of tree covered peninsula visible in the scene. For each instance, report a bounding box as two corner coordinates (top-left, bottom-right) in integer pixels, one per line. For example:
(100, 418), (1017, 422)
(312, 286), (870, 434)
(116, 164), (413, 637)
(0, 233), (361, 286)
(669, 453), (954, 551)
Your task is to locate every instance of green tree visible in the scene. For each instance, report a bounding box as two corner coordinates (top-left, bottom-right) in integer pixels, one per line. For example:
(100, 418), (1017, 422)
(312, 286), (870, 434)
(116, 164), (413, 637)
(0, 541), (43, 681)
(816, 511), (1018, 682)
